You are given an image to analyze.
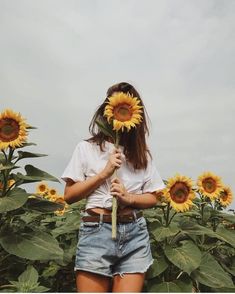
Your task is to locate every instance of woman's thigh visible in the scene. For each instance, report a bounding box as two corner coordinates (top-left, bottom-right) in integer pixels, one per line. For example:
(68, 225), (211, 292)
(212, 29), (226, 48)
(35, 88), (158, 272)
(76, 270), (111, 293)
(112, 273), (145, 292)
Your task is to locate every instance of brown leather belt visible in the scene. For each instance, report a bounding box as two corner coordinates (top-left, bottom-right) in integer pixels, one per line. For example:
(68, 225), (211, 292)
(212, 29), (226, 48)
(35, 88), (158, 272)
(82, 210), (143, 224)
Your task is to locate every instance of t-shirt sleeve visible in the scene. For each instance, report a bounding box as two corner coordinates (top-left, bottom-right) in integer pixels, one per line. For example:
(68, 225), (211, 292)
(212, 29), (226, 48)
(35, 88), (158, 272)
(61, 142), (86, 182)
(141, 158), (165, 193)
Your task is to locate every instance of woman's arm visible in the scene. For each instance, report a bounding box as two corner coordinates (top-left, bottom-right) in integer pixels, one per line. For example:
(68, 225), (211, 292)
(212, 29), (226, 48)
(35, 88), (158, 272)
(110, 177), (160, 209)
(64, 148), (122, 204)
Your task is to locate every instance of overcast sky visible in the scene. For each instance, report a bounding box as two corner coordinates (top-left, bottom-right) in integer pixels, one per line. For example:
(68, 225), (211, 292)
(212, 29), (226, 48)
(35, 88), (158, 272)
(1, 0), (234, 209)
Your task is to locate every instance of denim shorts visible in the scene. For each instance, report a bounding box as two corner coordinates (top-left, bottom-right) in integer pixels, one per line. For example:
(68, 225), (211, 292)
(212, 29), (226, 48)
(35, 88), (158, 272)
(74, 211), (153, 277)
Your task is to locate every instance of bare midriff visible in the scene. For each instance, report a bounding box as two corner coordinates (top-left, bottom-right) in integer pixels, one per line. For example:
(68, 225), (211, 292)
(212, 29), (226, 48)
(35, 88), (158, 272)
(86, 207), (136, 216)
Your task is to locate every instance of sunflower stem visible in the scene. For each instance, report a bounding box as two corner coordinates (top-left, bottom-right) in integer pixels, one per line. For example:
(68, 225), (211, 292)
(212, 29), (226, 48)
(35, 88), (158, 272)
(168, 211), (177, 225)
(1, 147), (15, 197)
(1, 149), (7, 162)
(166, 203), (171, 227)
(161, 207), (167, 225)
(111, 131), (120, 240)
(201, 202), (205, 225)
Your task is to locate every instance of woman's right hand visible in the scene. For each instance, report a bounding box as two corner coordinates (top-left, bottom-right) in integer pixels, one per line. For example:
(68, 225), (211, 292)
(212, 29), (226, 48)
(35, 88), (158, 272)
(100, 148), (122, 180)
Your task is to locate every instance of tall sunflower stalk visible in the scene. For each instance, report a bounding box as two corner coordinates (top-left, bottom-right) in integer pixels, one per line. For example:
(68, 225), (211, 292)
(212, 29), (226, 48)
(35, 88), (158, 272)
(0, 109), (29, 196)
(96, 91), (143, 239)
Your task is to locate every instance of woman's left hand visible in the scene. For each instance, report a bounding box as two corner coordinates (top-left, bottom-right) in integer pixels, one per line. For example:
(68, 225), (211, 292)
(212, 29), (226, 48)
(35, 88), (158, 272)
(110, 177), (134, 206)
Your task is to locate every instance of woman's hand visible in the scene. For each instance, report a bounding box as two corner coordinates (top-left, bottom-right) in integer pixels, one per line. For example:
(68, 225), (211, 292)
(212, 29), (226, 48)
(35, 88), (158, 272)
(110, 177), (134, 207)
(100, 148), (122, 180)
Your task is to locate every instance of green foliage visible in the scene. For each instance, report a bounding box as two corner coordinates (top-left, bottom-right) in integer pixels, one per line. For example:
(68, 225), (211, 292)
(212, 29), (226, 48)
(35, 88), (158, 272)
(0, 188), (28, 213)
(164, 240), (202, 275)
(2, 265), (50, 293)
(144, 202), (235, 293)
(0, 123), (74, 292)
(191, 252), (234, 288)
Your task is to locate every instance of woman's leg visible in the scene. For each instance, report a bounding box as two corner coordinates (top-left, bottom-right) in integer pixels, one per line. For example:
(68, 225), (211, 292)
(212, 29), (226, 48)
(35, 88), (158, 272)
(112, 273), (145, 292)
(76, 270), (111, 293)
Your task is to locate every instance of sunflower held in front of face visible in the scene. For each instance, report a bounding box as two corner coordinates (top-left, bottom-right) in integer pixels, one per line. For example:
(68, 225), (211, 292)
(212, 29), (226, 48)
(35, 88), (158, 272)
(104, 91), (143, 132)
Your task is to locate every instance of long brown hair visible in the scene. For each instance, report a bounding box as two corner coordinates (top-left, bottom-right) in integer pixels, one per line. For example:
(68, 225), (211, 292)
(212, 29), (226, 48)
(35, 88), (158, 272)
(87, 82), (151, 170)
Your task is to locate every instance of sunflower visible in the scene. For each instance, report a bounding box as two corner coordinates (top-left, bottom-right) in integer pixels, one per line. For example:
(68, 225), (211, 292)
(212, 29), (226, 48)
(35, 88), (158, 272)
(104, 92), (143, 132)
(48, 188), (57, 197)
(7, 179), (15, 188)
(218, 186), (233, 207)
(0, 179), (15, 190)
(54, 196), (69, 216)
(164, 174), (195, 212)
(0, 109), (28, 150)
(197, 171), (223, 200)
(36, 182), (49, 195)
(49, 195), (58, 202)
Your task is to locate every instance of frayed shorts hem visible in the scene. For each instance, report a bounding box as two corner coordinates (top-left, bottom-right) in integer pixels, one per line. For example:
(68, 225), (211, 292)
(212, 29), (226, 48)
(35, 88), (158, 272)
(74, 259), (153, 278)
(74, 267), (112, 278)
(113, 258), (154, 277)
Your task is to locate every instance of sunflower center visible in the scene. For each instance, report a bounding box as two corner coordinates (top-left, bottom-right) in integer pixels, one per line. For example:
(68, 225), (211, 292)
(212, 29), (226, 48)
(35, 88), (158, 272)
(202, 177), (216, 193)
(39, 185), (46, 192)
(221, 191), (228, 201)
(0, 118), (20, 142)
(50, 189), (56, 195)
(170, 182), (189, 203)
(113, 104), (132, 122)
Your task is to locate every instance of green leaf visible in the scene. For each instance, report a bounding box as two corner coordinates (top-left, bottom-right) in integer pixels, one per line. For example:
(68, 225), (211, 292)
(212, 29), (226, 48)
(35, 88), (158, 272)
(41, 261), (61, 278)
(95, 118), (115, 139)
(212, 287), (235, 292)
(177, 210), (201, 218)
(16, 165), (60, 183)
(52, 211), (81, 236)
(18, 265), (38, 284)
(0, 153), (6, 163)
(146, 256), (169, 279)
(149, 221), (180, 242)
(26, 197), (64, 212)
(17, 142), (37, 148)
(179, 219), (218, 238)
(192, 252), (234, 288)
(174, 276), (193, 293)
(220, 261), (235, 276)
(215, 227), (235, 248)
(213, 211), (235, 223)
(33, 285), (50, 292)
(202, 206), (212, 222)
(17, 151), (47, 160)
(0, 230), (63, 260)
(148, 281), (182, 293)
(0, 188), (28, 213)
(0, 164), (20, 171)
(164, 240), (201, 274)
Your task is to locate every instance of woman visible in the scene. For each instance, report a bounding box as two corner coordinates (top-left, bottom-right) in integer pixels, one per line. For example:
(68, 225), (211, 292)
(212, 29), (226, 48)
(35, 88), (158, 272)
(61, 82), (165, 292)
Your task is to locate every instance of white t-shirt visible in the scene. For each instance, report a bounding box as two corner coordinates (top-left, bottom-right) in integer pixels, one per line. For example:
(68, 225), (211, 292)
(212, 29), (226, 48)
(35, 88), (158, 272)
(61, 140), (165, 210)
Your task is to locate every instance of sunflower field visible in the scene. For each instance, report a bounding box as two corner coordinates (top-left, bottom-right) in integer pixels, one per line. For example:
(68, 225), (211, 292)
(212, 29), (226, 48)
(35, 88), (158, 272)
(0, 109), (235, 293)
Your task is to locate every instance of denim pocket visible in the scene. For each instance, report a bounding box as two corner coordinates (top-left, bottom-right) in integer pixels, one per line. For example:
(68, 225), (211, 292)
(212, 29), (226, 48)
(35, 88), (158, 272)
(136, 217), (147, 230)
(79, 221), (102, 235)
